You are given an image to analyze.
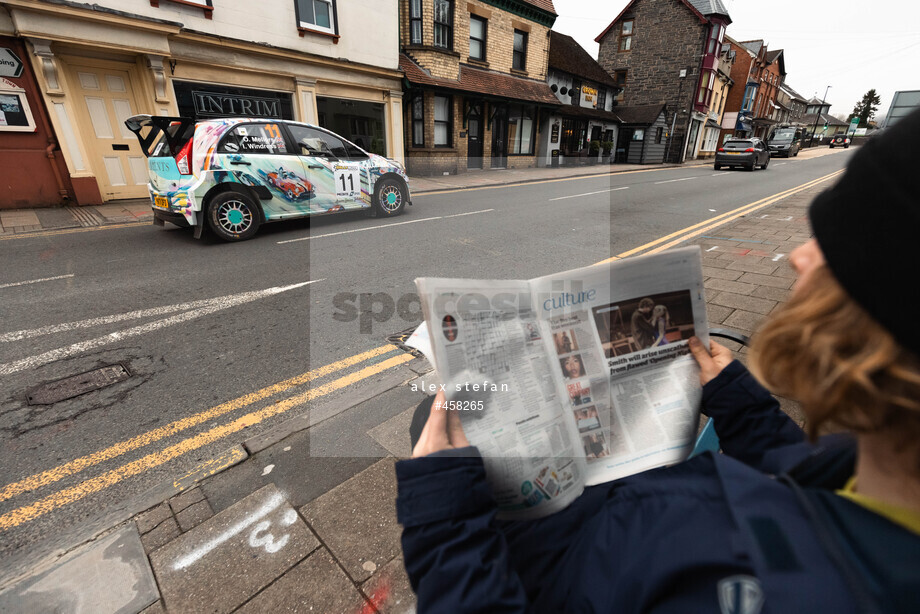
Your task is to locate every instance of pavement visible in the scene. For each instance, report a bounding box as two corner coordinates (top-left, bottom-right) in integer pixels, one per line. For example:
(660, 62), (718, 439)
(0, 151), (833, 613)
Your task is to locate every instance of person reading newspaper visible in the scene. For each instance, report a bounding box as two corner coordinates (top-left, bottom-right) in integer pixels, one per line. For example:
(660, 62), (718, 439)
(396, 108), (920, 613)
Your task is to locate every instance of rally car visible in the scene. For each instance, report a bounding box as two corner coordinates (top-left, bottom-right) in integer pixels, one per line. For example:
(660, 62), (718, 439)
(125, 115), (411, 242)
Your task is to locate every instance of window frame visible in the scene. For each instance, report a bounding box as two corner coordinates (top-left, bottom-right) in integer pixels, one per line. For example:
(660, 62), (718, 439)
(507, 103), (536, 155)
(409, 0), (423, 45)
(512, 29), (528, 71)
(0, 83), (37, 133)
(149, 0), (213, 19)
(433, 0), (454, 50)
(655, 126), (663, 144)
(570, 78), (581, 107)
(411, 94), (425, 147)
(596, 88), (607, 111)
(295, 0), (337, 37)
(433, 94), (452, 148)
(614, 70), (627, 103)
(619, 19), (634, 52)
(469, 14), (487, 61)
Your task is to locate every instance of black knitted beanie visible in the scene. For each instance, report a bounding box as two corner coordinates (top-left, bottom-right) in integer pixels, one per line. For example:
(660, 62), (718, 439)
(809, 106), (920, 354)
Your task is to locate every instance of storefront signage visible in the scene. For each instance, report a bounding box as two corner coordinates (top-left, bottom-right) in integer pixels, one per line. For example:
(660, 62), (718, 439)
(551, 122), (560, 143)
(582, 86), (598, 106)
(0, 48), (23, 78)
(173, 81), (294, 121)
(193, 91), (282, 118)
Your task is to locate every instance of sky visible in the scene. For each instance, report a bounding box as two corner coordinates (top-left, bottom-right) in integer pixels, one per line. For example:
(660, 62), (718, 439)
(551, 0), (920, 121)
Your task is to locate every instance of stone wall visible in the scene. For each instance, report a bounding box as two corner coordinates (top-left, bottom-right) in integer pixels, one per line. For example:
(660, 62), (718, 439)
(598, 0), (708, 162)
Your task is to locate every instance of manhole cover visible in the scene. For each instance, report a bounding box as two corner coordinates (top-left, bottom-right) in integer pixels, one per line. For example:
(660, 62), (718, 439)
(385, 326), (424, 358)
(27, 364), (131, 405)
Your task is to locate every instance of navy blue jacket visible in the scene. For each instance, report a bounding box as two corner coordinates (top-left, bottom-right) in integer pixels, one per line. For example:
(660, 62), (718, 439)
(396, 361), (920, 613)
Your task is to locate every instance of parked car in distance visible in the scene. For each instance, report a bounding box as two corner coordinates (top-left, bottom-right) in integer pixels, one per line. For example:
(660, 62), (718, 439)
(829, 134), (851, 149)
(125, 115), (411, 242)
(714, 138), (770, 171)
(767, 126), (802, 157)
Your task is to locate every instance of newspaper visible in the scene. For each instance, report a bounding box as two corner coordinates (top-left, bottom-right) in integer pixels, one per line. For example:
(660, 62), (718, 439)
(413, 246), (709, 520)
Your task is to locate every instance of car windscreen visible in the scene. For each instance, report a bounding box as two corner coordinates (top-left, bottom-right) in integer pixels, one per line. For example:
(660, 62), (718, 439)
(770, 129), (796, 141)
(723, 140), (753, 149)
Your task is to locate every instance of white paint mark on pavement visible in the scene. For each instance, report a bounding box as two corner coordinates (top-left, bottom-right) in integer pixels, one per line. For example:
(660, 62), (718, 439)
(772, 254), (785, 262)
(173, 492), (285, 570)
(281, 509), (298, 526)
(708, 209), (717, 212)
(261, 464), (275, 476)
(0, 274), (74, 290)
(0, 282), (320, 375)
(277, 209), (495, 244)
(248, 520), (290, 554)
(654, 177), (696, 185)
(706, 246), (720, 252)
(548, 187), (629, 201)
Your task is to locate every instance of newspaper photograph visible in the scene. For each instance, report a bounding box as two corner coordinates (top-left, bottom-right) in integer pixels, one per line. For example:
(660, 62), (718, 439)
(414, 246), (708, 519)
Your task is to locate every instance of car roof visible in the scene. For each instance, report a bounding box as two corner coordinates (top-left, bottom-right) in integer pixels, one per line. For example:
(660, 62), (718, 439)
(194, 117), (329, 134)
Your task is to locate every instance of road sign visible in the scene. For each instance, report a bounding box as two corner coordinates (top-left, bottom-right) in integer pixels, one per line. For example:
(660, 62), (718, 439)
(0, 48), (23, 78)
(849, 116), (860, 135)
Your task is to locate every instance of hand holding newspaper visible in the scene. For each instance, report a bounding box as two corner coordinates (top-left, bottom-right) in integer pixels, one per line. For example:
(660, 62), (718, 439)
(410, 247), (709, 520)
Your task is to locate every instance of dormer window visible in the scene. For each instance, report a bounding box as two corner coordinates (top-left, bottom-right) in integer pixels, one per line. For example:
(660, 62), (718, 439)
(619, 20), (633, 52)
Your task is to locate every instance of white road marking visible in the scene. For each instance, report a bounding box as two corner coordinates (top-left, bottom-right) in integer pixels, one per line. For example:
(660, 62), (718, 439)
(173, 492), (285, 570)
(276, 209), (495, 244)
(772, 253), (785, 261)
(0, 274), (74, 290)
(548, 187), (629, 201)
(0, 282), (319, 375)
(655, 177), (697, 185)
(2, 296), (241, 343)
(774, 162), (787, 166)
(711, 173), (732, 177)
(706, 246), (720, 252)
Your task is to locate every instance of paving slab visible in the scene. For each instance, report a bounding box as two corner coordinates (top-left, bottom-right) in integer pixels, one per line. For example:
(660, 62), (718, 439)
(362, 555), (416, 614)
(368, 405), (416, 459)
(236, 548), (368, 614)
(300, 458), (401, 583)
(33, 207), (80, 229)
(149, 484), (319, 614)
(0, 525), (158, 614)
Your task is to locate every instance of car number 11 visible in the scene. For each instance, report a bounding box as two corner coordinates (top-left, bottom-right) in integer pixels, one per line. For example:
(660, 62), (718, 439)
(334, 167), (361, 198)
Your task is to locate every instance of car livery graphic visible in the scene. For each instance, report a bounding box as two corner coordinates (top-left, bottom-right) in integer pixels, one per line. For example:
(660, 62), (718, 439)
(125, 115), (412, 242)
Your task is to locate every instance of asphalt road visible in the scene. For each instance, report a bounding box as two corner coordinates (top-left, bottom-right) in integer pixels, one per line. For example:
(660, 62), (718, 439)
(0, 147), (852, 566)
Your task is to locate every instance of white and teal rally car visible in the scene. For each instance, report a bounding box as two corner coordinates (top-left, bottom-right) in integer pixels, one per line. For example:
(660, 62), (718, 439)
(125, 115), (411, 241)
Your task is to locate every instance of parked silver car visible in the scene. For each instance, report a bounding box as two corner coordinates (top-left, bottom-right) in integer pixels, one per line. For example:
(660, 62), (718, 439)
(714, 138), (770, 171)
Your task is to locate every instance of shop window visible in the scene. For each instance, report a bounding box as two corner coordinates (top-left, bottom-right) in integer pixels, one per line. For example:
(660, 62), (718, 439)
(570, 79), (581, 107)
(469, 15), (487, 61)
(296, 0), (337, 36)
(287, 124), (350, 159)
(596, 88), (607, 111)
(513, 30), (528, 71)
(434, 95), (452, 147)
(0, 82), (37, 133)
(434, 0), (453, 50)
(619, 19), (633, 52)
(507, 104), (534, 155)
(316, 96), (386, 155)
(218, 124), (288, 155)
(632, 129), (644, 141)
(409, 0), (423, 44)
(412, 95), (425, 147)
(149, 0), (213, 19)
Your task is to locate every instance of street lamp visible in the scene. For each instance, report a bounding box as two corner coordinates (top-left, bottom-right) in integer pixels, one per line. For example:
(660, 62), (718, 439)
(809, 85), (831, 147)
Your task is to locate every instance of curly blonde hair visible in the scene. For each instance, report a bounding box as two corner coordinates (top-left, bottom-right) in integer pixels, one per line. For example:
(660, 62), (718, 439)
(751, 266), (920, 467)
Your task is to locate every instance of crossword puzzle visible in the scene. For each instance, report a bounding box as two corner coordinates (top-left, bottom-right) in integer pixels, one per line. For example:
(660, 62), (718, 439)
(464, 313), (514, 375)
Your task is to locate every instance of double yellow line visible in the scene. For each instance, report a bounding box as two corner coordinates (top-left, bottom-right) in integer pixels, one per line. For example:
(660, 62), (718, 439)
(598, 169), (844, 263)
(0, 345), (412, 530)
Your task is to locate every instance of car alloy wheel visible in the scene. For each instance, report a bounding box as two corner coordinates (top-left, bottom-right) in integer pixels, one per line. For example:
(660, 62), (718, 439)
(374, 178), (406, 217)
(207, 191), (261, 241)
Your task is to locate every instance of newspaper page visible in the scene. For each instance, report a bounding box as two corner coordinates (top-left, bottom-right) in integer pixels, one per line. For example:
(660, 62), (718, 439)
(531, 246), (708, 486)
(415, 278), (587, 519)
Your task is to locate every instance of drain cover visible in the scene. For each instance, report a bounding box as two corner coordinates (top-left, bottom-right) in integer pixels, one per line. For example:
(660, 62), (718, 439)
(27, 364), (131, 405)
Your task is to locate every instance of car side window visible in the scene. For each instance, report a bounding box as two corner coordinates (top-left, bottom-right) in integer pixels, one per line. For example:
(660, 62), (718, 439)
(218, 123), (288, 155)
(287, 125), (349, 160)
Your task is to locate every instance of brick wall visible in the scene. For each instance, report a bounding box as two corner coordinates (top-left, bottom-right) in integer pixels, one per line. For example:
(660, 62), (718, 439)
(597, 0), (708, 162)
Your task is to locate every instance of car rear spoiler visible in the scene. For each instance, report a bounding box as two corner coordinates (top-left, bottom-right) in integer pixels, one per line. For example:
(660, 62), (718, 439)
(124, 114), (195, 158)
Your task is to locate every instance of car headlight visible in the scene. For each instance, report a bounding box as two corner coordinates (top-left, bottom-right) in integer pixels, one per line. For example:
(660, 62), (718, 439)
(387, 158), (406, 173)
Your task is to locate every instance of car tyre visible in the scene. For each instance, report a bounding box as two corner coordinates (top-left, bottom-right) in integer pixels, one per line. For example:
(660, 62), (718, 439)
(761, 157), (769, 170)
(373, 177), (407, 217)
(714, 163), (721, 170)
(207, 191), (261, 242)
(745, 163), (754, 172)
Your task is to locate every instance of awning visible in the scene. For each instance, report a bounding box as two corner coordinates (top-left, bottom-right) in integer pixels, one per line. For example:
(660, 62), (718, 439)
(705, 118), (722, 129)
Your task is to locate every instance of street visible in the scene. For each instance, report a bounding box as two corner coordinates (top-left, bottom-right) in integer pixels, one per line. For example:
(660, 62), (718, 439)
(0, 147), (850, 574)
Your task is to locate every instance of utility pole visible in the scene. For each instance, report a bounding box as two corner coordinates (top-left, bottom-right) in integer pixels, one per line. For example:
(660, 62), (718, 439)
(809, 84), (831, 147)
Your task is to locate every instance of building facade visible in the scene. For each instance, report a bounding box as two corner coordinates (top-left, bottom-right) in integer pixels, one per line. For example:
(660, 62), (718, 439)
(696, 41), (733, 158)
(802, 96), (848, 141)
(596, 0), (732, 163)
(399, 0), (559, 175)
(541, 31), (620, 166)
(776, 82), (807, 126)
(719, 37), (785, 141)
(0, 0), (404, 206)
